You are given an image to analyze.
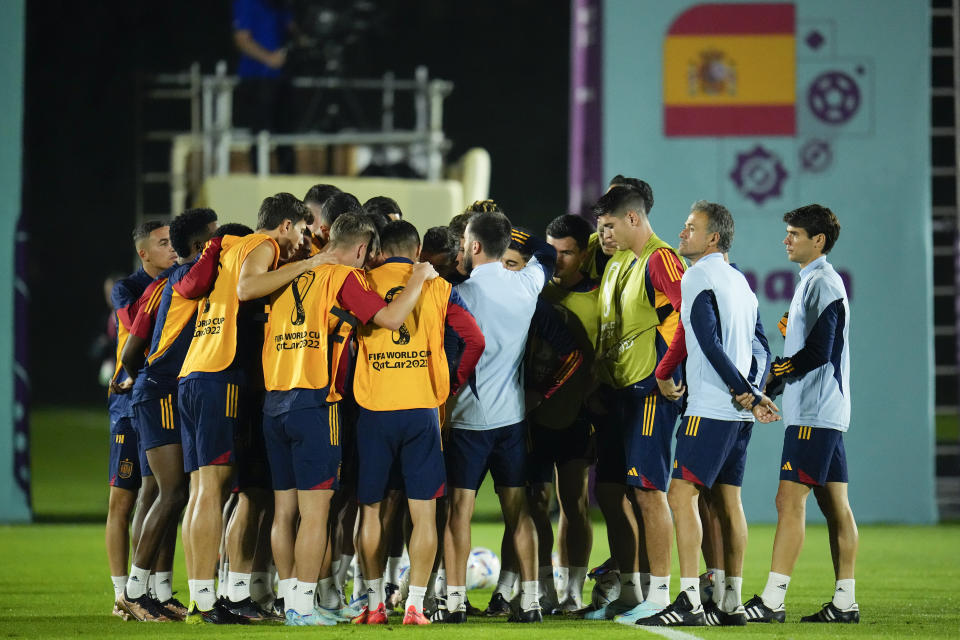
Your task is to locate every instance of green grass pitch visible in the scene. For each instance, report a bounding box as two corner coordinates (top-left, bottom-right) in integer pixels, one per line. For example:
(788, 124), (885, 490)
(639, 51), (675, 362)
(1, 407), (957, 638)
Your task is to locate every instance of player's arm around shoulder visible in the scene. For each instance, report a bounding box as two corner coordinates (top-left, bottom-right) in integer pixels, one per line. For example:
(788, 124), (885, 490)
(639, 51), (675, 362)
(237, 241), (333, 301)
(371, 261), (439, 331)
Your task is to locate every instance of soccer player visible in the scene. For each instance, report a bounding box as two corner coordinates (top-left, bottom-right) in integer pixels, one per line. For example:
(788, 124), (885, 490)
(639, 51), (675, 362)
(635, 201), (778, 628)
(485, 227), (584, 616)
(116, 209), (219, 622)
(106, 220), (175, 619)
(444, 210), (557, 624)
(262, 214), (438, 625)
(352, 220), (484, 625)
(178, 193), (332, 623)
(303, 183), (342, 251)
(743, 204), (859, 624)
(363, 195), (403, 221)
(420, 226), (461, 284)
(590, 184), (685, 621)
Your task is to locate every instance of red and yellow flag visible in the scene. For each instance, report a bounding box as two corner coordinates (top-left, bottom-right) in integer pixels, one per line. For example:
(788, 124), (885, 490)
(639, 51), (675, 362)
(663, 3), (796, 136)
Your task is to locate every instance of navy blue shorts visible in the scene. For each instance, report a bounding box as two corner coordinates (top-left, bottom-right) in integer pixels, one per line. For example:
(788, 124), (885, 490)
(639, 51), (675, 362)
(108, 416), (150, 490)
(356, 407), (445, 504)
(621, 387), (680, 491)
(527, 417), (595, 485)
(263, 405), (342, 492)
(132, 393), (182, 452)
(178, 377), (240, 471)
(780, 425), (848, 486)
(673, 416), (753, 488)
(446, 422), (527, 490)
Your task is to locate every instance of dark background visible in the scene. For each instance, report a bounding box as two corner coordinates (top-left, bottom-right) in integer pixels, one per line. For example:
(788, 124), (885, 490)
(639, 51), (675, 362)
(24, 0), (569, 405)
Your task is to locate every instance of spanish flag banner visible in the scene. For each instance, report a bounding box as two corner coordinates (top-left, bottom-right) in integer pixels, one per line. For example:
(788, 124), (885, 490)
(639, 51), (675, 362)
(663, 3), (796, 137)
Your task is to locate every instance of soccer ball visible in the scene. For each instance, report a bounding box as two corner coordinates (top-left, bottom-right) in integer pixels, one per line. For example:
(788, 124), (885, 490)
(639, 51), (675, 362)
(466, 547), (500, 590)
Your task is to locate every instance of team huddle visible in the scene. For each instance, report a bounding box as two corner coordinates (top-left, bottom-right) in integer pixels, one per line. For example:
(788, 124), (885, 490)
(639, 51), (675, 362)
(105, 177), (859, 627)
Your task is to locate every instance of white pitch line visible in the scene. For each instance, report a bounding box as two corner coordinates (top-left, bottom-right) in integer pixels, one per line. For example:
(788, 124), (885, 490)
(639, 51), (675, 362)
(637, 627), (705, 640)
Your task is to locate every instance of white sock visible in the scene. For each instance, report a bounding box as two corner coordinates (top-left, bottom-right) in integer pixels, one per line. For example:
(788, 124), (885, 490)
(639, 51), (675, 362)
(833, 579), (855, 610)
(639, 572), (651, 601)
(278, 577), (297, 603)
(364, 577), (384, 610)
(520, 580), (540, 611)
(352, 563), (365, 601)
(555, 566), (569, 595)
(760, 572), (790, 609)
(647, 575), (670, 607)
(292, 581), (316, 614)
(155, 571), (173, 602)
(446, 585), (466, 612)
(721, 576), (742, 613)
(619, 572), (642, 606)
(538, 566), (557, 601)
(335, 554), (353, 589)
(218, 560), (229, 598)
(125, 565), (150, 599)
(406, 585), (427, 611)
(317, 577), (340, 609)
(111, 575), (127, 600)
(227, 571), (251, 603)
(193, 578), (217, 611)
(567, 566), (587, 606)
(437, 568), (448, 598)
(250, 571), (272, 605)
(711, 569), (726, 604)
(495, 570), (519, 598)
(680, 577), (702, 609)
(386, 556), (403, 585)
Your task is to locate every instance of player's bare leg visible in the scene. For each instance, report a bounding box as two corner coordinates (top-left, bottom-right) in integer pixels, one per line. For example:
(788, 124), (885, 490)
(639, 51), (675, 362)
(711, 483), (747, 615)
(556, 459), (591, 608)
(189, 464), (234, 602)
(498, 485), (541, 619)
(181, 471), (199, 579)
(699, 488), (724, 602)
(293, 489), (333, 602)
(131, 476), (158, 551)
(270, 489), (298, 600)
(443, 487), (476, 617)
(633, 488), (672, 578)
(223, 489), (270, 614)
(406, 498), (437, 589)
(595, 482), (639, 577)
(813, 482), (858, 580)
(527, 481), (559, 611)
(666, 478), (703, 610)
(770, 480), (810, 575)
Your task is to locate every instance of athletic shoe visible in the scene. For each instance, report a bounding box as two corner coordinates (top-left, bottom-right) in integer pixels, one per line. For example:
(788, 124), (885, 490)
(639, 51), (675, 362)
(224, 596), (277, 621)
(185, 599), (250, 625)
(540, 591), (562, 615)
(284, 608), (336, 626)
(743, 594), (786, 623)
(635, 591), (705, 626)
(384, 583), (402, 610)
(429, 596), (447, 622)
(508, 606), (543, 623)
(557, 595), (582, 613)
(703, 600), (746, 626)
(366, 603), (389, 624)
(318, 604), (361, 622)
(271, 597), (285, 618)
(484, 593), (511, 617)
(116, 591), (171, 622)
(614, 600), (665, 624)
(439, 606), (466, 624)
(800, 601), (860, 623)
(464, 597), (484, 616)
(402, 606), (431, 625)
(112, 602), (131, 621)
(159, 597), (188, 621)
(350, 605), (368, 624)
(584, 599), (632, 620)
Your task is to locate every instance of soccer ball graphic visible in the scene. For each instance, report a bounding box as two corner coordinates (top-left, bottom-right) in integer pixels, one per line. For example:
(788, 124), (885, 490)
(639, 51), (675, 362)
(466, 547), (500, 590)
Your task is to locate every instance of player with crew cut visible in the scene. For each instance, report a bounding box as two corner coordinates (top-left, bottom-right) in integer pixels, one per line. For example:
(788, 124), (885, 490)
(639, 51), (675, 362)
(743, 204), (859, 624)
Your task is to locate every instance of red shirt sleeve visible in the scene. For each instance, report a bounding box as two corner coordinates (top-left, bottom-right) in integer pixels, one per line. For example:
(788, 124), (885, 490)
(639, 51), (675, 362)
(336, 270), (386, 324)
(647, 248), (684, 310)
(174, 237), (223, 300)
(129, 278), (167, 340)
(444, 296), (485, 395)
(655, 319), (687, 380)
